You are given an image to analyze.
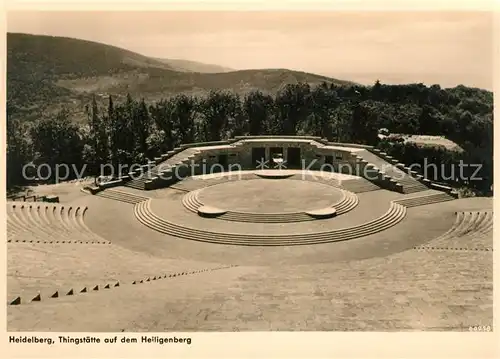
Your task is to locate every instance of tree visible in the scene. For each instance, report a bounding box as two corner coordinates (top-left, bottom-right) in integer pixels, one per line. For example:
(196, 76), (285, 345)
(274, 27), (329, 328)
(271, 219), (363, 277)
(244, 90), (274, 135)
(172, 94), (197, 145)
(6, 105), (32, 190)
(275, 83), (312, 135)
(30, 109), (83, 182)
(199, 90), (240, 141)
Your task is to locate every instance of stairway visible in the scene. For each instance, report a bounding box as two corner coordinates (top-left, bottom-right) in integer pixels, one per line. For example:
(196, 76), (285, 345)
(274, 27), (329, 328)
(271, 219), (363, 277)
(134, 199), (406, 246)
(95, 188), (150, 205)
(356, 150), (428, 194)
(394, 191), (455, 208)
(339, 178), (381, 193)
(124, 148), (201, 190)
(181, 187), (358, 223)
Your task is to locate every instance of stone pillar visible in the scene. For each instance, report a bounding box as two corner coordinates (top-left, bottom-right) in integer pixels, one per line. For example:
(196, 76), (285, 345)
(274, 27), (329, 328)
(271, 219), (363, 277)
(265, 147), (270, 162)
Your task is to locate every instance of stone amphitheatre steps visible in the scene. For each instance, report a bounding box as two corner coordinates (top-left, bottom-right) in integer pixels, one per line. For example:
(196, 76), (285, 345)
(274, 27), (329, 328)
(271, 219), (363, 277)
(394, 191), (455, 208)
(95, 188), (150, 204)
(6, 202), (108, 244)
(181, 188), (359, 223)
(356, 150), (428, 194)
(124, 148), (201, 190)
(7, 234), (232, 306)
(134, 199), (406, 246)
(395, 176), (429, 194)
(338, 178), (381, 193)
(8, 264), (237, 306)
(415, 210), (493, 251)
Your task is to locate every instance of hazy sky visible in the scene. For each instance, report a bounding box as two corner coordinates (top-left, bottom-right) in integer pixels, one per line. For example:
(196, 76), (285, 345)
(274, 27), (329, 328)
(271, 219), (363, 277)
(7, 11), (493, 89)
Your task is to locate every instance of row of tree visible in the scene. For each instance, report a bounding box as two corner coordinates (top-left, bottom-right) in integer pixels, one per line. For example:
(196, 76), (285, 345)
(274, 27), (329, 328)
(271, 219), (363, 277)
(6, 81), (493, 194)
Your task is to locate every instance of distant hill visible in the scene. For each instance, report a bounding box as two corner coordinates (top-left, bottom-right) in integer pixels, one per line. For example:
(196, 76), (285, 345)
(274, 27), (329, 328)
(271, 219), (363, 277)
(154, 58), (234, 73)
(7, 33), (353, 122)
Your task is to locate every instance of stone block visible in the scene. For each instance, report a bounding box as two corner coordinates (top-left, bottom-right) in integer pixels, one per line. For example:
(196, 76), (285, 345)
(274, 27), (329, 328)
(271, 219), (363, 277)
(10, 297), (21, 305)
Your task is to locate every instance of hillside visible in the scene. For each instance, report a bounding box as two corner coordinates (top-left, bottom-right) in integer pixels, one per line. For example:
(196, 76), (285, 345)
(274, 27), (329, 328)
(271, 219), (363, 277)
(7, 33), (352, 122)
(155, 58), (233, 73)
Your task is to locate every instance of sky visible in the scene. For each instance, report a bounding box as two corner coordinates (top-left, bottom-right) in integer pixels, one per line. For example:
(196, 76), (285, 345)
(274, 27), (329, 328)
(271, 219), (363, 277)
(7, 11), (494, 89)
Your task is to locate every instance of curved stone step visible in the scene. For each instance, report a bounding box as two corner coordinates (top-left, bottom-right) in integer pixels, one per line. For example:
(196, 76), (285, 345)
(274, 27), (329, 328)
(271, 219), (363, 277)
(471, 211), (490, 233)
(134, 200), (406, 246)
(431, 211), (493, 245)
(219, 212), (313, 223)
(30, 205), (67, 242)
(477, 212), (494, 234)
(77, 207), (109, 243)
(181, 190), (204, 213)
(6, 206), (33, 240)
(334, 191), (359, 214)
(11, 204), (48, 242)
(181, 187), (358, 223)
(6, 202), (109, 244)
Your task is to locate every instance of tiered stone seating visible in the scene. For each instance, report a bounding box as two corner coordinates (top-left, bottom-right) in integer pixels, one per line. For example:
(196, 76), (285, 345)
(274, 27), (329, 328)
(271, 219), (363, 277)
(418, 210), (493, 250)
(6, 202), (108, 244)
(394, 191), (455, 208)
(134, 199), (406, 246)
(95, 188), (150, 204)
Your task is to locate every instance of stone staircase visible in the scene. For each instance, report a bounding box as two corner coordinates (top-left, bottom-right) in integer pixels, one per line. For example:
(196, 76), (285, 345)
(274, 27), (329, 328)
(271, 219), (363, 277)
(6, 202), (108, 244)
(355, 150), (428, 194)
(393, 190), (455, 208)
(124, 148), (202, 190)
(95, 188), (150, 205)
(180, 188), (359, 223)
(339, 178), (381, 193)
(134, 199), (406, 246)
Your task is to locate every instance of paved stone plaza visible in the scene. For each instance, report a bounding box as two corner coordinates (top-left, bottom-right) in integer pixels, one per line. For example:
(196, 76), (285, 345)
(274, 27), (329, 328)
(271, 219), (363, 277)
(6, 140), (493, 332)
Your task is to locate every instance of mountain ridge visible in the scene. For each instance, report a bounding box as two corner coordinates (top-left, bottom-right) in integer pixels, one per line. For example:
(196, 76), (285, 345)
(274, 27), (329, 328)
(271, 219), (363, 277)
(7, 32), (353, 122)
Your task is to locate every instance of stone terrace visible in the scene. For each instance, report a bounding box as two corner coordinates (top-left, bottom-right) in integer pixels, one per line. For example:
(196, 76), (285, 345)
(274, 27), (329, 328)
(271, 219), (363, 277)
(6, 161), (493, 332)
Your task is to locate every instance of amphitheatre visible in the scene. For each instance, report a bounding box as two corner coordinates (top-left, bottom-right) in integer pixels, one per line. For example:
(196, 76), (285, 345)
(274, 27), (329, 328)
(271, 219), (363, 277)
(6, 136), (493, 331)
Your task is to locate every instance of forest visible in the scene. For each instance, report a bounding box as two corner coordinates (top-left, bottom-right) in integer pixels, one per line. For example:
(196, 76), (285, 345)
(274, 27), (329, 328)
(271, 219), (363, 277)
(6, 81), (493, 194)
